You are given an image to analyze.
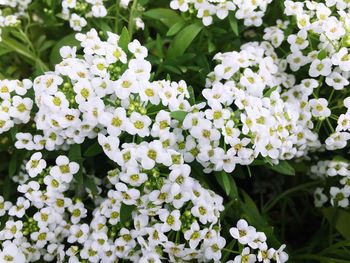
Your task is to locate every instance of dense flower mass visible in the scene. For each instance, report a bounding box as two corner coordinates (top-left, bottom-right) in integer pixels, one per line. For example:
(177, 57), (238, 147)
(13, 28), (192, 151)
(179, 43), (321, 174)
(170, 0), (273, 26)
(2, 0), (350, 262)
(0, 150), (287, 262)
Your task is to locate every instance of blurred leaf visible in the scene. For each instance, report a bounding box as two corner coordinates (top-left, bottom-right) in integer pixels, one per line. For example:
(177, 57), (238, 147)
(68, 144), (84, 197)
(84, 176), (99, 195)
(269, 160), (295, 176)
(120, 204), (136, 226)
(168, 23), (203, 58)
(323, 208), (350, 240)
(229, 14), (239, 36)
(119, 27), (130, 51)
(143, 8), (183, 28)
(0, 46), (10, 56)
(216, 171), (238, 199)
(170, 111), (188, 122)
(188, 86), (195, 105)
(84, 142), (103, 157)
(263, 86), (278, 98)
(317, 49), (327, 60)
(166, 20), (186, 36)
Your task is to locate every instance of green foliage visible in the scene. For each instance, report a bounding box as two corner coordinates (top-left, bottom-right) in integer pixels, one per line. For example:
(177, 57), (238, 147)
(0, 1), (349, 262)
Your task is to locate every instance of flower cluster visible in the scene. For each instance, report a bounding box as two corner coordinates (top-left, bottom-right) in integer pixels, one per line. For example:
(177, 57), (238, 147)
(310, 159), (350, 208)
(61, 0), (107, 31)
(0, 149), (224, 262)
(325, 97), (350, 150)
(170, 0), (273, 26)
(262, 0), (350, 150)
(0, 0), (32, 40)
(282, 0), (350, 85)
(0, 79), (33, 134)
(13, 28), (191, 152)
(178, 43), (320, 174)
(0, 147), (289, 262)
(228, 219), (288, 263)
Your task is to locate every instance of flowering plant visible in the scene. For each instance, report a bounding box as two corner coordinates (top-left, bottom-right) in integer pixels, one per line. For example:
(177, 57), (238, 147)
(1, 0), (350, 262)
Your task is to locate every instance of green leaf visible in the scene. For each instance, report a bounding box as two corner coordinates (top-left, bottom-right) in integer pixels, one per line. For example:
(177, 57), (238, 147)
(263, 86), (278, 98)
(118, 27), (130, 51)
(68, 144), (84, 197)
(188, 86), (195, 105)
(229, 14), (239, 36)
(167, 23), (203, 58)
(50, 33), (79, 67)
(215, 171), (238, 200)
(143, 8), (183, 28)
(317, 49), (327, 60)
(323, 208), (350, 239)
(170, 111), (188, 122)
(166, 20), (186, 37)
(84, 176), (99, 195)
(68, 144), (82, 161)
(120, 204), (136, 226)
(216, 171), (231, 196)
(0, 46), (10, 56)
(333, 155), (349, 163)
(84, 142), (103, 157)
(269, 160), (295, 176)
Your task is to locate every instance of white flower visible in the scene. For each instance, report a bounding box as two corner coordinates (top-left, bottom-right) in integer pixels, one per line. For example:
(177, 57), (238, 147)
(229, 219), (256, 245)
(127, 112), (151, 137)
(309, 98), (331, 118)
(26, 152), (47, 178)
(128, 40), (148, 59)
(0, 241), (26, 263)
(233, 247), (256, 263)
(314, 187), (328, 207)
(69, 13), (87, 31)
(309, 58), (332, 77)
(158, 209), (181, 232)
(50, 155), (79, 183)
(330, 186), (350, 207)
(184, 221), (203, 249)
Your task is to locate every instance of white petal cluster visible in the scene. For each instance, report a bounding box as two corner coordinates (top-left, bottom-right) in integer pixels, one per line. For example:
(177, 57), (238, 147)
(0, 150), (226, 262)
(310, 159), (350, 208)
(228, 219), (288, 263)
(325, 97), (350, 150)
(61, 0), (107, 31)
(283, 1), (350, 82)
(181, 43), (321, 174)
(13, 28), (191, 152)
(170, 0), (272, 26)
(0, 79), (33, 133)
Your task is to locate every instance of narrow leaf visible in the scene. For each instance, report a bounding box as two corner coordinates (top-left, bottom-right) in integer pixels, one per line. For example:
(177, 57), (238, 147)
(143, 8), (182, 28)
(119, 27), (130, 51)
(167, 23), (203, 58)
(269, 160), (295, 176)
(170, 111), (188, 122)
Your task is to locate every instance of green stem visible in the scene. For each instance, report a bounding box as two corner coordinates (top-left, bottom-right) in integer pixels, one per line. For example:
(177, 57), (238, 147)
(128, 0), (138, 38)
(115, 1), (120, 33)
(326, 118), (335, 133)
(222, 248), (240, 254)
(263, 181), (320, 213)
